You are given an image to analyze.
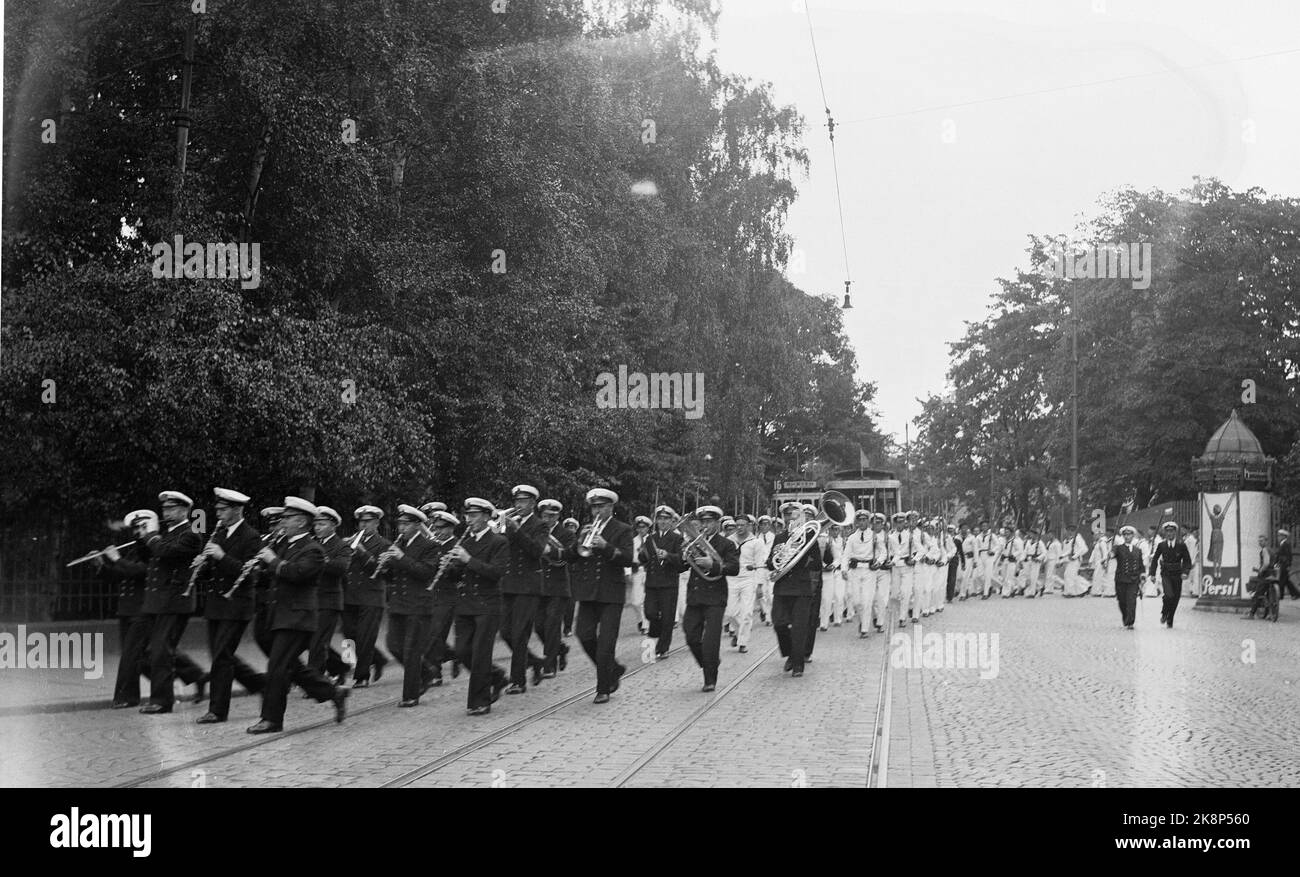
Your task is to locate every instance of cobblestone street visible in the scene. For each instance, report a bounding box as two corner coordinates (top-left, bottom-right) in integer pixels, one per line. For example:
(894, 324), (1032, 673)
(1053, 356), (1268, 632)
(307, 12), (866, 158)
(2, 597), (1296, 787)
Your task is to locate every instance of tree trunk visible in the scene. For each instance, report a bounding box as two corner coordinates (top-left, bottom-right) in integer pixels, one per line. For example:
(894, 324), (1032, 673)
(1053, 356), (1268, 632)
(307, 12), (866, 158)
(242, 124), (273, 242)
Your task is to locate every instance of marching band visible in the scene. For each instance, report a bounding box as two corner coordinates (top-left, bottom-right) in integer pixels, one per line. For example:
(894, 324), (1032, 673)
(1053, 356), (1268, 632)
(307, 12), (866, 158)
(86, 484), (1197, 731)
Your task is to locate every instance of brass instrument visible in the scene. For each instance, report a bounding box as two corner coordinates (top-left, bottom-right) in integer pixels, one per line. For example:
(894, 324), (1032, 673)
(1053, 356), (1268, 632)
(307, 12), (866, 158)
(770, 491), (855, 584)
(543, 523), (568, 568)
(575, 515), (607, 558)
(66, 541), (138, 568)
(678, 516), (726, 582)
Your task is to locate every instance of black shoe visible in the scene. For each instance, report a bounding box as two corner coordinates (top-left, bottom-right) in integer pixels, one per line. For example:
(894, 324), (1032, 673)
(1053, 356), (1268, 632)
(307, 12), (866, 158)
(874, 624), (884, 633)
(542, 669), (557, 679)
(450, 660), (461, 680)
(655, 652), (668, 661)
(531, 663), (543, 687)
(1166, 621), (1173, 629)
(193, 675), (209, 702)
(783, 658), (792, 672)
(738, 645), (748, 653)
(353, 678), (370, 688)
(468, 705), (491, 716)
(333, 687), (349, 723)
(372, 662), (384, 683)
(593, 693), (610, 704)
(111, 701), (138, 709)
(981, 594), (989, 600)
(791, 669), (804, 678)
(491, 676), (509, 703)
(859, 632), (869, 639)
(195, 712), (224, 724)
(246, 720), (282, 734)
(428, 677), (443, 687)
(611, 664), (626, 692)
(506, 683), (526, 695)
(702, 683), (716, 692)
(731, 634), (738, 648)
(558, 650), (568, 672)
(139, 703), (171, 715)
(399, 699), (419, 708)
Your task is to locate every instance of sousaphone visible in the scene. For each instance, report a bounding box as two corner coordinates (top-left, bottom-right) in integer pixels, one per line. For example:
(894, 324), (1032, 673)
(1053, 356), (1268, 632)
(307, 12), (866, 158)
(770, 490), (855, 584)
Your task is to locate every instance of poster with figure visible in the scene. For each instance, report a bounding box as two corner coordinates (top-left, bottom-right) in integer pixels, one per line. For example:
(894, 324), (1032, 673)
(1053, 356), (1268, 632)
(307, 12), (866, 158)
(1200, 492), (1240, 597)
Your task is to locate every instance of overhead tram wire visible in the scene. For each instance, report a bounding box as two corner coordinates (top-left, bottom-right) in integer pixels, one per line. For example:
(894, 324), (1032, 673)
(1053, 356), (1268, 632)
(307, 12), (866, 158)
(804, 3), (854, 310)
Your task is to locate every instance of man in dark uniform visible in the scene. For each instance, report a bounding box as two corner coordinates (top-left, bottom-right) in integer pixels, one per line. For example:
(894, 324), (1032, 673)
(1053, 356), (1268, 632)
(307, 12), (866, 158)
(534, 499), (572, 677)
(561, 517), (580, 637)
(342, 505), (390, 686)
(564, 488), (633, 704)
(98, 509), (157, 708)
(1150, 521), (1193, 628)
(420, 509), (461, 688)
(251, 506), (286, 656)
(1112, 525), (1144, 629)
(247, 497), (348, 733)
(681, 506), (740, 692)
(377, 504), (439, 707)
(140, 490), (208, 714)
(1275, 528), (1299, 599)
(498, 485), (548, 694)
(446, 498), (510, 716)
(641, 504), (687, 660)
(194, 488), (266, 723)
(307, 506), (351, 685)
(766, 501), (820, 678)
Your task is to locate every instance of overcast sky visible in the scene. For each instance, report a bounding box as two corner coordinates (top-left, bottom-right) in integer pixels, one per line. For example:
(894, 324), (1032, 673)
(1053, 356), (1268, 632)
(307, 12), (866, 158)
(712, 0), (1300, 443)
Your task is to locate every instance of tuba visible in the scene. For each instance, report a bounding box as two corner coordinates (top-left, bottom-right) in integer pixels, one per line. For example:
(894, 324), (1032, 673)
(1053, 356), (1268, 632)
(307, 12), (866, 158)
(678, 515), (726, 582)
(770, 491), (855, 585)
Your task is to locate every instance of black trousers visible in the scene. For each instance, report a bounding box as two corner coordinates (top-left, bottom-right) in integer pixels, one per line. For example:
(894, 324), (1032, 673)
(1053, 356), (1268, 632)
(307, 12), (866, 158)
(1279, 565), (1300, 599)
(683, 603), (724, 685)
(423, 603), (457, 680)
(205, 618), (264, 719)
(307, 607), (347, 678)
(1115, 581), (1138, 626)
(500, 593), (544, 686)
(772, 594), (811, 672)
(253, 596), (273, 655)
(562, 597), (576, 634)
(386, 613), (433, 702)
(114, 615), (152, 704)
(454, 611), (506, 709)
(643, 587), (678, 656)
(341, 604), (387, 683)
(1161, 576), (1183, 625)
(576, 601), (624, 695)
(533, 596), (570, 672)
(261, 629), (337, 726)
(805, 584), (822, 659)
(146, 613), (205, 707)
(946, 560), (960, 601)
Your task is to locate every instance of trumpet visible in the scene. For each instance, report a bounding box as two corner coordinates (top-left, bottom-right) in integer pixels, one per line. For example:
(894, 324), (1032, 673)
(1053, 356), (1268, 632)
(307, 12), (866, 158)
(575, 517), (606, 558)
(65, 541), (138, 568)
(544, 524), (568, 567)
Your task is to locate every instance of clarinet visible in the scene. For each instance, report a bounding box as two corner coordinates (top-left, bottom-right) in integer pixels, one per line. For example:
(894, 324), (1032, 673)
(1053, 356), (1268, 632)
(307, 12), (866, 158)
(225, 531), (281, 599)
(427, 531), (469, 591)
(182, 528), (219, 598)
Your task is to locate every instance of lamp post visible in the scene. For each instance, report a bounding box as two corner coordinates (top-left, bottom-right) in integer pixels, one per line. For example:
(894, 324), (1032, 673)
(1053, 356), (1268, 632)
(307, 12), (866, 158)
(1069, 282), (1079, 530)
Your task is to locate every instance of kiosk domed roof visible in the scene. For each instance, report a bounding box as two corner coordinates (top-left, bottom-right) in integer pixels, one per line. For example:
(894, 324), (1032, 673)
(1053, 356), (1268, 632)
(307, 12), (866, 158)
(1201, 410), (1266, 463)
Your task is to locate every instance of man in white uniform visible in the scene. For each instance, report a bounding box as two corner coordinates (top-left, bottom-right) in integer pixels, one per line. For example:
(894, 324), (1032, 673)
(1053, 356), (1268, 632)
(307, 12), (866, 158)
(892, 512), (921, 625)
(755, 515), (775, 624)
(628, 515), (651, 633)
(1062, 524), (1091, 597)
(982, 524), (1006, 599)
(724, 515), (762, 653)
(1022, 529), (1045, 597)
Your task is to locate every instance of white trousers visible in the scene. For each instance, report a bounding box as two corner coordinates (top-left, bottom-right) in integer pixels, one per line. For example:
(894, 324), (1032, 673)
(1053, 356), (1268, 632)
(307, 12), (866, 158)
(1022, 561), (1042, 595)
(893, 564), (917, 622)
(847, 567), (889, 632)
(723, 581), (757, 647)
(820, 571), (846, 626)
(981, 555), (998, 595)
(959, 556), (977, 596)
(627, 569), (647, 622)
(1063, 560), (1085, 596)
(757, 571), (774, 619)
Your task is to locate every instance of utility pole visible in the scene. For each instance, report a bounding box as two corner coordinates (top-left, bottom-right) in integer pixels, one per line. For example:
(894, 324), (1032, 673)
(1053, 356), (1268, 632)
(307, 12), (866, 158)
(171, 13), (197, 219)
(1070, 282), (1080, 530)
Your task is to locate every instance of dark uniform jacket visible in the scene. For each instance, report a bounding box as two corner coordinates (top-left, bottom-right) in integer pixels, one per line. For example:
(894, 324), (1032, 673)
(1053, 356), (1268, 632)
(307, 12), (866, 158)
(641, 528), (687, 588)
(202, 518), (263, 622)
(1149, 539), (1192, 578)
(500, 514), (547, 596)
(1274, 538), (1292, 581)
(540, 524), (573, 598)
(265, 533), (326, 632)
(766, 528), (821, 597)
(384, 531), (440, 616)
(344, 530), (390, 608)
(452, 528), (508, 615)
(685, 532), (740, 606)
(315, 533), (351, 613)
(142, 521), (202, 615)
(564, 516), (633, 604)
(100, 544), (149, 617)
(1112, 543), (1145, 585)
